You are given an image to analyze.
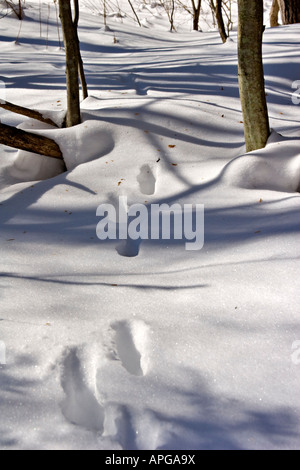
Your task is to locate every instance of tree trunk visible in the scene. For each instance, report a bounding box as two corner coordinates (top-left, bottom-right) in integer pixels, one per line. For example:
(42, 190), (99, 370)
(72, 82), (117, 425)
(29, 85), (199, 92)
(5, 0), (23, 20)
(0, 123), (63, 159)
(128, 0), (142, 27)
(270, 0), (280, 26)
(210, 0), (228, 42)
(238, 0), (270, 152)
(59, 0), (81, 128)
(278, 0), (300, 24)
(191, 0), (202, 31)
(215, 0), (228, 43)
(73, 0), (88, 100)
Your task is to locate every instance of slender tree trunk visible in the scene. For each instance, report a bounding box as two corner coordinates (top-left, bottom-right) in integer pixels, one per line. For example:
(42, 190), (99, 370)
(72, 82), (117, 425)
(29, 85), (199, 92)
(0, 123), (63, 159)
(128, 0), (142, 27)
(270, 0), (280, 26)
(59, 0), (81, 128)
(278, 0), (300, 24)
(210, 0), (228, 42)
(73, 0), (88, 100)
(191, 0), (202, 31)
(5, 0), (23, 20)
(215, 0), (228, 43)
(238, 0), (270, 152)
(169, 0), (175, 32)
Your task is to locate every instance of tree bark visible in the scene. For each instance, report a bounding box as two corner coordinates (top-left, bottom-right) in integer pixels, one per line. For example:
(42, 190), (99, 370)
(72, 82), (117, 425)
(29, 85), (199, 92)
(238, 0), (270, 152)
(210, 0), (228, 42)
(270, 0), (280, 26)
(0, 100), (59, 127)
(0, 123), (63, 159)
(215, 0), (228, 43)
(73, 0), (88, 100)
(59, 0), (81, 128)
(5, 0), (23, 20)
(191, 0), (202, 31)
(278, 0), (300, 24)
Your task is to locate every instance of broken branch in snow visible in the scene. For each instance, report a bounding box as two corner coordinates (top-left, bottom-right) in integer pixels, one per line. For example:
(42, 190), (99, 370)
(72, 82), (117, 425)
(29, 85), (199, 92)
(0, 122), (63, 160)
(0, 100), (59, 128)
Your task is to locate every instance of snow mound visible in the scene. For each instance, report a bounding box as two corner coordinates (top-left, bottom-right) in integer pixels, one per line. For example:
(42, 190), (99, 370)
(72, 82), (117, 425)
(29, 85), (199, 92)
(52, 120), (115, 171)
(0, 119), (116, 184)
(221, 132), (300, 193)
(8, 149), (65, 183)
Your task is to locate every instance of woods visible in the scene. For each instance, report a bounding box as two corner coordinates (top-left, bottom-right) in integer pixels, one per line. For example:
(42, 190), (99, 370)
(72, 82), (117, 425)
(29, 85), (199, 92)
(0, 0), (88, 159)
(0, 1), (298, 159)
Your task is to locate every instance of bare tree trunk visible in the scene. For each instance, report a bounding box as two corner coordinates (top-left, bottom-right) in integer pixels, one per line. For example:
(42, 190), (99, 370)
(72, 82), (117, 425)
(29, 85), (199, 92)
(73, 0), (88, 100)
(128, 0), (141, 27)
(59, 0), (81, 128)
(191, 0), (202, 31)
(278, 0), (300, 24)
(5, 0), (23, 20)
(238, 0), (270, 152)
(210, 0), (228, 42)
(0, 123), (63, 159)
(215, 0), (228, 43)
(0, 100), (59, 127)
(270, 0), (280, 26)
(169, 0), (176, 32)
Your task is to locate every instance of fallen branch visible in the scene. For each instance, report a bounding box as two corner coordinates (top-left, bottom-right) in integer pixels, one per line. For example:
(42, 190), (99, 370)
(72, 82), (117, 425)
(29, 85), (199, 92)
(0, 123), (63, 160)
(0, 100), (59, 127)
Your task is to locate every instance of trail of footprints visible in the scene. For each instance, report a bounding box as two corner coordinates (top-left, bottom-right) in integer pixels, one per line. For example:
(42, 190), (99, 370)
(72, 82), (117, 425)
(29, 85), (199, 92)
(117, 165), (157, 258)
(60, 319), (151, 443)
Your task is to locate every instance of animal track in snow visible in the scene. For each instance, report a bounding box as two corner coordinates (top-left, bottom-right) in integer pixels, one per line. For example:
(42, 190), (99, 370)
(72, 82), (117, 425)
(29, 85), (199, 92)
(111, 320), (150, 376)
(60, 346), (104, 432)
(137, 164), (156, 195)
(116, 238), (141, 258)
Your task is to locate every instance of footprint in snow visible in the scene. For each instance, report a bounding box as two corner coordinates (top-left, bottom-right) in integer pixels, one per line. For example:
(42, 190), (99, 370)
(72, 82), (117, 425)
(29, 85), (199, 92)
(137, 164), (156, 196)
(116, 238), (141, 258)
(111, 320), (150, 377)
(60, 346), (104, 432)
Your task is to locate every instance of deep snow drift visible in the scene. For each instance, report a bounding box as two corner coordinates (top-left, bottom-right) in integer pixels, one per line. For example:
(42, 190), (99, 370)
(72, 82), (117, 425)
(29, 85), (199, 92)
(0, 1), (299, 450)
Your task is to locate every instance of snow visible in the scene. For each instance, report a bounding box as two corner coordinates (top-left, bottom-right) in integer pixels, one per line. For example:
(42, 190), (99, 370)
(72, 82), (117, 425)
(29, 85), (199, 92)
(0, 0), (300, 450)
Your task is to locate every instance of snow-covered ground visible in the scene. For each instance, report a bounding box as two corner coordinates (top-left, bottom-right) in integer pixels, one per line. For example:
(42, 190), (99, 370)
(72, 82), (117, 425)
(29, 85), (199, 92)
(0, 0), (299, 450)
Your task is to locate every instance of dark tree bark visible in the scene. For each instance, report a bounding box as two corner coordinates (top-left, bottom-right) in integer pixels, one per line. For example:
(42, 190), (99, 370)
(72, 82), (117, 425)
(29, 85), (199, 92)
(191, 0), (202, 31)
(72, 0), (88, 100)
(270, 0), (280, 27)
(4, 0), (23, 20)
(215, 0), (228, 43)
(210, 0), (228, 43)
(278, 0), (300, 24)
(59, 0), (81, 128)
(238, 0), (270, 152)
(0, 123), (63, 159)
